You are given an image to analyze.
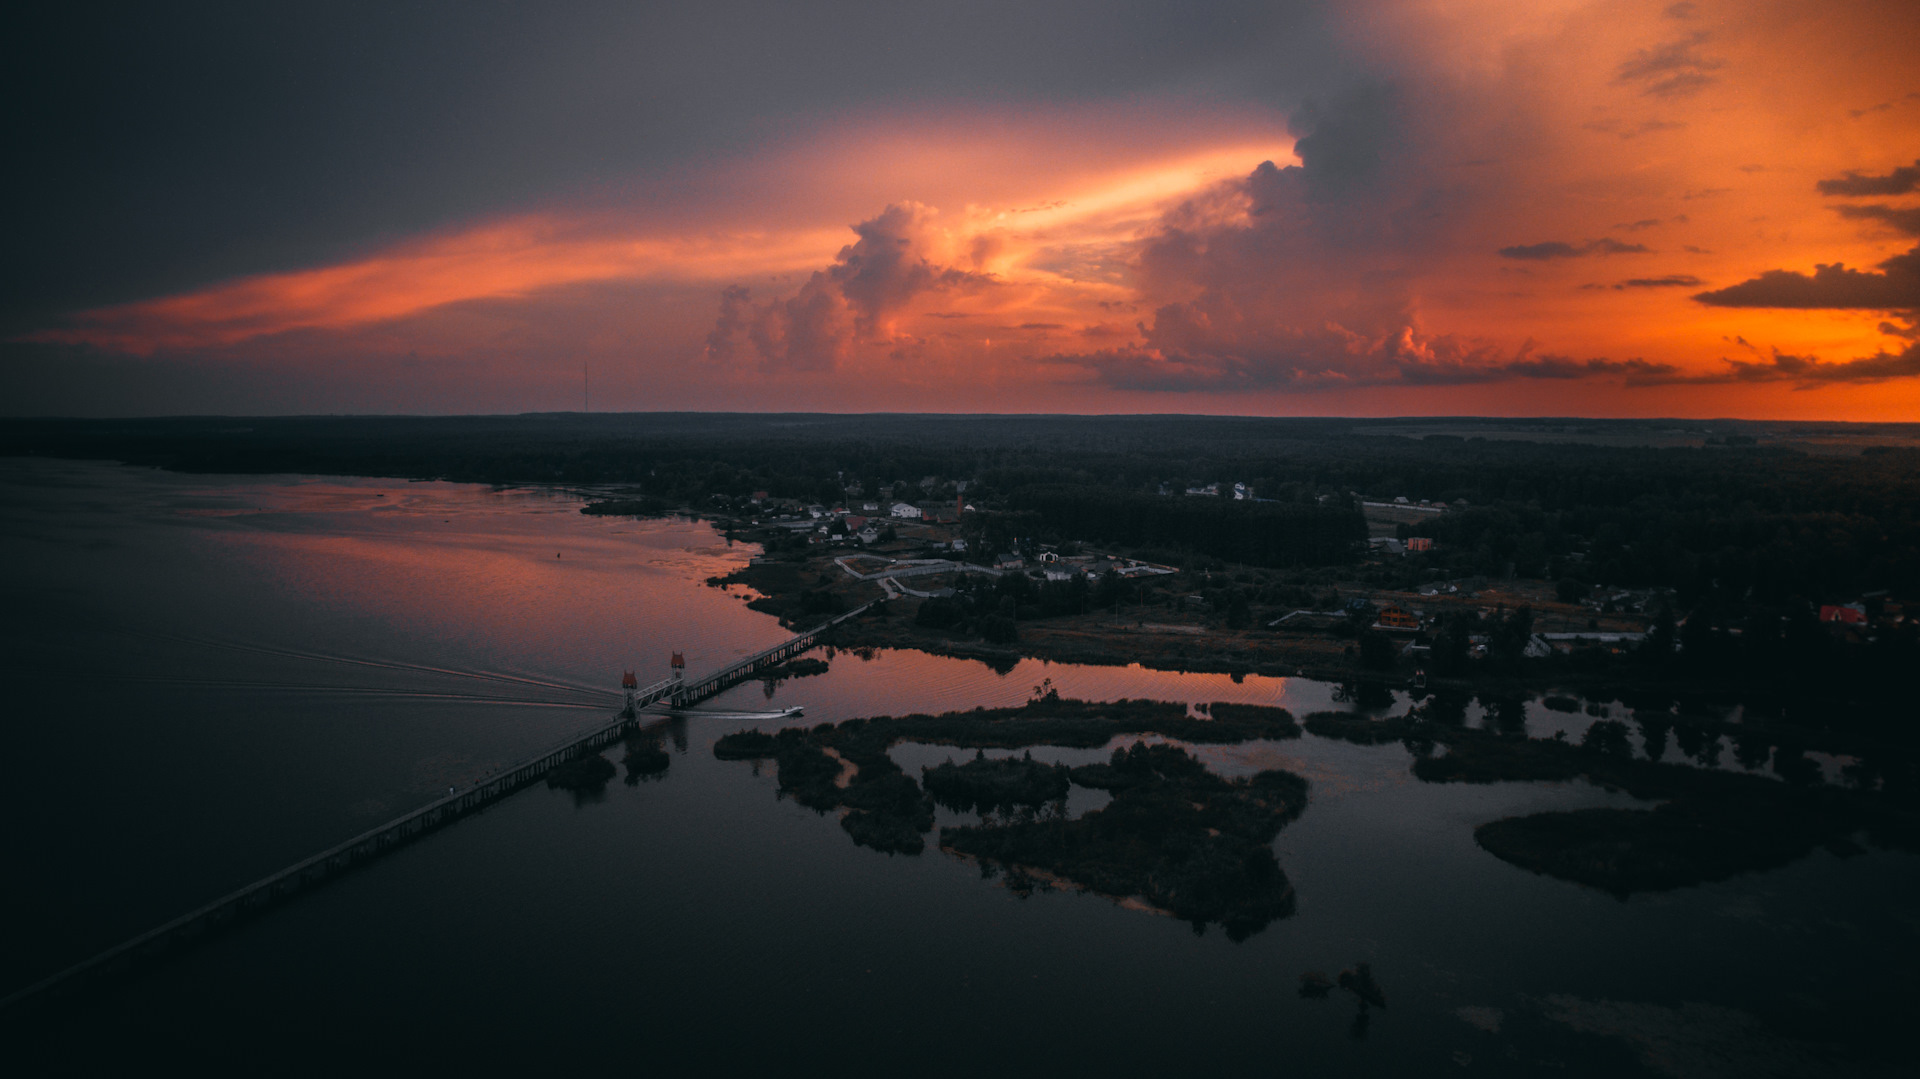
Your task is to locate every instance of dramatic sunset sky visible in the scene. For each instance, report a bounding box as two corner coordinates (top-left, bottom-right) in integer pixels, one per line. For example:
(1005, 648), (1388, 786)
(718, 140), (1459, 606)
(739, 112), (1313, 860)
(6, 1), (1918, 417)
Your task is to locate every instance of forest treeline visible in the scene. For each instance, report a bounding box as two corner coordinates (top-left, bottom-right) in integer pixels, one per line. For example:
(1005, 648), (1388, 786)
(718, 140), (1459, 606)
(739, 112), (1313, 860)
(8, 413), (1920, 599)
(1004, 485), (1363, 567)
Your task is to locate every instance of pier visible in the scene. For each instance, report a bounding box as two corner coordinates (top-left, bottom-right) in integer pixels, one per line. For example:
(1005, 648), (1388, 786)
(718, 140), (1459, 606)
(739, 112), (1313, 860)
(0, 600), (877, 1019)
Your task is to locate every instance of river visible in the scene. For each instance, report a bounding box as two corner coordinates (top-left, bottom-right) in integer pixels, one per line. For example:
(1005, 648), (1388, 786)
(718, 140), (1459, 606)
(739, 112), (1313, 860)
(1, 459), (1911, 1076)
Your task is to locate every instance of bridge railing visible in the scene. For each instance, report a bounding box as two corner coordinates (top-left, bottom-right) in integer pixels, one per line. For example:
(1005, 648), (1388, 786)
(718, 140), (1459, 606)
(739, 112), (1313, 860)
(1, 599), (883, 1019)
(667, 600), (878, 703)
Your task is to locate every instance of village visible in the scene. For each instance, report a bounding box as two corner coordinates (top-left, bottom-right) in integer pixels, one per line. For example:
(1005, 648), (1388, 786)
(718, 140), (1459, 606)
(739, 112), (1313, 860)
(699, 483), (1739, 685)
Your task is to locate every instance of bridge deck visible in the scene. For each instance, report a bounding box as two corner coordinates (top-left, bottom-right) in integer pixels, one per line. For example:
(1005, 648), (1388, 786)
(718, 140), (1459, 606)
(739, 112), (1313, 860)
(0, 599), (877, 1019)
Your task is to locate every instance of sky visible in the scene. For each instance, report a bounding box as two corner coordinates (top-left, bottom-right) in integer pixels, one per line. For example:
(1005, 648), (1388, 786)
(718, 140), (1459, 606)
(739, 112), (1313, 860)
(5, 0), (1919, 419)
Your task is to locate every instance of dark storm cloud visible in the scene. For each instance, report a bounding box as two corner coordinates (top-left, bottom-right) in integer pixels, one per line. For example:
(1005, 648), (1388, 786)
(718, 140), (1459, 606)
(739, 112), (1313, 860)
(1693, 246), (1920, 309)
(1816, 159), (1920, 196)
(1283, 84), (1401, 201)
(1615, 275), (1704, 288)
(1614, 32), (1723, 99)
(0, 1), (1344, 333)
(1036, 67), (1717, 396)
(1045, 342), (1685, 393)
(1833, 204), (1920, 236)
(1625, 340), (1920, 385)
(1498, 239), (1651, 260)
(1499, 241), (1582, 260)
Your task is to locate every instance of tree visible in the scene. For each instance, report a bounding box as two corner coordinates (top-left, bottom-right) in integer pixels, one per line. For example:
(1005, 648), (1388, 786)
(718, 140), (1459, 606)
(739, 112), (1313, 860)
(1226, 592), (1252, 630)
(1357, 630), (1396, 670)
(979, 614), (1018, 644)
(1429, 615), (1472, 676)
(1487, 606), (1535, 670)
(915, 597), (962, 629)
(1580, 719), (1632, 758)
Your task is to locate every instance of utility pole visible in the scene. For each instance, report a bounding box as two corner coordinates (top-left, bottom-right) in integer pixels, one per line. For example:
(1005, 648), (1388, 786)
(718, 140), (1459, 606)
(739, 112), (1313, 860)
(583, 360), (590, 412)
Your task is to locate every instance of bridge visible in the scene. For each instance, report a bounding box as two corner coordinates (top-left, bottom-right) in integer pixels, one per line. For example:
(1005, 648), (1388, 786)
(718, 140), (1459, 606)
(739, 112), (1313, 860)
(0, 600), (878, 1021)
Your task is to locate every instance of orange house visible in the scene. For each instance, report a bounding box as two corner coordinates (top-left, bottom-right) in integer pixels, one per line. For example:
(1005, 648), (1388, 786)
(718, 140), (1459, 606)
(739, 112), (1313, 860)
(1376, 606), (1421, 631)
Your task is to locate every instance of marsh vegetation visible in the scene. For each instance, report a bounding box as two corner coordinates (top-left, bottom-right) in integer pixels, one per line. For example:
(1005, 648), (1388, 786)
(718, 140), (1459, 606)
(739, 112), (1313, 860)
(713, 697), (1311, 934)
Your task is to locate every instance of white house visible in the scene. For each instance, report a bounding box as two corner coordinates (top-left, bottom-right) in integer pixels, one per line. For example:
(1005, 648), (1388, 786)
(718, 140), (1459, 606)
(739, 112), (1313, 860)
(890, 502), (923, 519)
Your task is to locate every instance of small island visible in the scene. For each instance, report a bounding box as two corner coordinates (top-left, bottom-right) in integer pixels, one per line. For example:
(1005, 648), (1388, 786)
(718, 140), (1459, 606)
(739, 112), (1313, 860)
(712, 695), (1310, 936)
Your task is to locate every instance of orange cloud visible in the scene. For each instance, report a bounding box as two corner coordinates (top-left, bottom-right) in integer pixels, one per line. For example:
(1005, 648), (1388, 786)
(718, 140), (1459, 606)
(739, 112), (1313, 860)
(25, 216), (848, 355)
(19, 0), (1920, 420)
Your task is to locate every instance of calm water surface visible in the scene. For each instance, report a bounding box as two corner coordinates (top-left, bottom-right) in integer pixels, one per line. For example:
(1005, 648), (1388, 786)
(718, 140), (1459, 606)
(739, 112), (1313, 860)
(2, 460), (1912, 1076)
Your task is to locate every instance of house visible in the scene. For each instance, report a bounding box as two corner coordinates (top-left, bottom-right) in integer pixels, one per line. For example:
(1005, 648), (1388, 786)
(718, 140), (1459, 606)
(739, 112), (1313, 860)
(844, 515), (868, 531)
(1185, 482), (1219, 497)
(751, 490), (770, 503)
(949, 538), (968, 552)
(1376, 606), (1421, 631)
(806, 504), (826, 519)
(890, 502), (923, 519)
(857, 527), (880, 544)
(1818, 604), (1866, 625)
(1407, 537), (1434, 553)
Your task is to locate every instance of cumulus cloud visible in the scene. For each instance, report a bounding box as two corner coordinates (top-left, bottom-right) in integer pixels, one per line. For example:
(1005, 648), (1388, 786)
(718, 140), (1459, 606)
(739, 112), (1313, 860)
(1499, 238), (1651, 260)
(1030, 77), (1726, 395)
(1816, 159), (1920, 197)
(1032, 84), (1509, 393)
(1614, 32), (1723, 99)
(1692, 246), (1920, 309)
(705, 203), (991, 369)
